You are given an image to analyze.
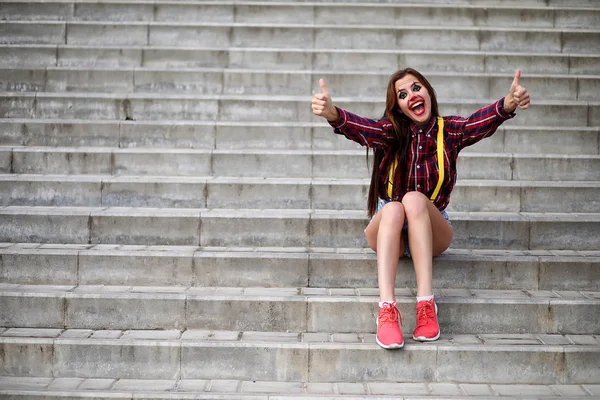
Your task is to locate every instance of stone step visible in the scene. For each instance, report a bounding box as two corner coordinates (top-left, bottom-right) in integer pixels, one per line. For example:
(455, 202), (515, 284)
(1, 21), (599, 54)
(2, 93), (597, 126)
(1, 119), (598, 154)
(2, 147), (600, 181)
(0, 329), (598, 384)
(1, 207), (599, 250)
(2, 67), (599, 101)
(1, 243), (598, 291)
(2, 45), (599, 74)
(0, 375), (599, 399)
(1, 175), (600, 213)
(246, 0), (600, 5)
(1, 284), (599, 334)
(1, 1), (598, 28)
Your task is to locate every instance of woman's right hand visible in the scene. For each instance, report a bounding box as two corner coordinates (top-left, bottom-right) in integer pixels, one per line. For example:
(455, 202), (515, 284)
(311, 78), (339, 122)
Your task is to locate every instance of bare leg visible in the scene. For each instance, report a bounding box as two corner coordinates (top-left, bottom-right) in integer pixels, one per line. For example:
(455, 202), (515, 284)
(401, 191), (453, 296)
(365, 202), (407, 302)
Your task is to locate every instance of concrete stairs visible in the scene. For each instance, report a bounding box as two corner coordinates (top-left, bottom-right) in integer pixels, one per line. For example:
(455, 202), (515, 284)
(1, 1), (599, 399)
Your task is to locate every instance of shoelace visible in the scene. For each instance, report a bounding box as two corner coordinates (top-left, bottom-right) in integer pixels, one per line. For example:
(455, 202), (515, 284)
(416, 301), (436, 327)
(380, 303), (402, 325)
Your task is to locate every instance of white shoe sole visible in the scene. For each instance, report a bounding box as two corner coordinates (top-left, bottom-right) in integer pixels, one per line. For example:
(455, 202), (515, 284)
(412, 331), (440, 342)
(376, 336), (405, 349)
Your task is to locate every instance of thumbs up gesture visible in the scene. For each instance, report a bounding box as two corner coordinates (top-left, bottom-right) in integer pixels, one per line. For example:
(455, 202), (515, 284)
(311, 78), (339, 122)
(504, 70), (530, 113)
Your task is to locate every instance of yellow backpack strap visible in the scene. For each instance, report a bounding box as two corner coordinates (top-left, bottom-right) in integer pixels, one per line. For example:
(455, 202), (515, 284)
(430, 117), (445, 202)
(387, 154), (397, 200)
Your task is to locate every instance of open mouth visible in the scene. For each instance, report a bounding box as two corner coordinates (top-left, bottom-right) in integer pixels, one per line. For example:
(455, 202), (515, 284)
(410, 101), (425, 116)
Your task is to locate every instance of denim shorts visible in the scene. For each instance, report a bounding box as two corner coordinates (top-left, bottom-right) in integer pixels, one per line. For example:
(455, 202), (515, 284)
(373, 198), (451, 258)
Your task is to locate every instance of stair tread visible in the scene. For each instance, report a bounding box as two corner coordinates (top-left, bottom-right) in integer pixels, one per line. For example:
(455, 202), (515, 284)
(2, 242), (599, 257)
(0, 376), (597, 400)
(2, 43), (600, 57)
(3, 206), (600, 218)
(3, 65), (600, 77)
(4, 146), (600, 156)
(3, 174), (600, 186)
(1, 282), (598, 301)
(1, 327), (599, 346)
(3, 91), (599, 104)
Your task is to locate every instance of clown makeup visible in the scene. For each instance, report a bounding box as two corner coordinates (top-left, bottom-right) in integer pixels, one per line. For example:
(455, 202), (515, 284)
(395, 74), (432, 126)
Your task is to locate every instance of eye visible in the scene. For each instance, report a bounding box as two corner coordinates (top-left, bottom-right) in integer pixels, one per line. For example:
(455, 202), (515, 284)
(398, 92), (407, 100)
(413, 83), (421, 92)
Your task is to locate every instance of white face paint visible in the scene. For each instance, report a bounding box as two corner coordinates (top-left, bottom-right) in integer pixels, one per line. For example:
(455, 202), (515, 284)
(394, 74), (432, 126)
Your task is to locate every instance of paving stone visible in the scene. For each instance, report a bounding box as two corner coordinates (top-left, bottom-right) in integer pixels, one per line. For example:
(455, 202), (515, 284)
(1, 328), (63, 338)
(479, 334), (541, 346)
(551, 384), (591, 397)
(428, 382), (465, 395)
(305, 382), (334, 394)
(331, 333), (361, 343)
(120, 330), (182, 340)
(208, 380), (240, 393)
(112, 379), (176, 391)
(0, 377), (52, 391)
(177, 379), (209, 392)
(337, 382), (366, 395)
(448, 335), (483, 345)
(493, 384), (557, 396)
(89, 330), (123, 339)
(78, 379), (116, 390)
(241, 381), (303, 394)
(369, 382), (429, 395)
(302, 333), (330, 343)
(243, 287), (300, 296)
(566, 335), (600, 345)
(536, 334), (573, 345)
(328, 288), (357, 296)
(47, 377), (85, 391)
(460, 383), (495, 396)
(72, 285), (131, 293)
(585, 385), (600, 396)
(181, 330), (240, 341)
(130, 285), (186, 294)
(242, 332), (299, 343)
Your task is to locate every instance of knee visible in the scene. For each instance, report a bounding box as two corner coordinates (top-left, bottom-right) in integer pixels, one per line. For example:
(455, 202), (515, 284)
(401, 191), (429, 219)
(379, 201), (405, 227)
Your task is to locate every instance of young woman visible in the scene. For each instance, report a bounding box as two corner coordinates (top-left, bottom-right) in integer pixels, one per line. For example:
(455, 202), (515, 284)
(311, 68), (530, 349)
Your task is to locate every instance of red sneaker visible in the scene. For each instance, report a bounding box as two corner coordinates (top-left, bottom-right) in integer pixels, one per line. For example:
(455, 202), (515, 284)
(413, 299), (440, 341)
(376, 302), (404, 349)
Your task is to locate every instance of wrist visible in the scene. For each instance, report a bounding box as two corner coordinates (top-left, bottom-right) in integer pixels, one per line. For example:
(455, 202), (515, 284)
(503, 96), (516, 113)
(326, 107), (340, 122)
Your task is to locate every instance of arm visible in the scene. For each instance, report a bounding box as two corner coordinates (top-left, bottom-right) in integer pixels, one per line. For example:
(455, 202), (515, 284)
(450, 70), (531, 150)
(311, 79), (391, 148)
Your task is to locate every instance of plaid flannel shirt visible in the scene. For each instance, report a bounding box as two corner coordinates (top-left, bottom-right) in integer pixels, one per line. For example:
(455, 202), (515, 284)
(329, 98), (515, 211)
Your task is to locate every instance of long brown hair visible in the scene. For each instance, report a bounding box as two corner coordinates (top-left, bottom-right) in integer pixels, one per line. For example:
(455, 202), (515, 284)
(366, 68), (440, 218)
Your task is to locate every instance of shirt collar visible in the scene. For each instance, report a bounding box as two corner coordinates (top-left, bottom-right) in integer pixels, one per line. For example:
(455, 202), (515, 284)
(410, 116), (436, 136)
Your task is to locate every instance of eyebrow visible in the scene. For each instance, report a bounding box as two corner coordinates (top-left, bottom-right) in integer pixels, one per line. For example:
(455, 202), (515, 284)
(396, 81), (419, 93)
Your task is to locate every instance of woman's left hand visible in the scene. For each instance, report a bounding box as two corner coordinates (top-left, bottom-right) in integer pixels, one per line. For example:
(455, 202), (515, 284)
(504, 70), (531, 113)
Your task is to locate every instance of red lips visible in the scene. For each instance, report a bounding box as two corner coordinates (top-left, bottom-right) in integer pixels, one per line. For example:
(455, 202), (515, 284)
(409, 96), (426, 116)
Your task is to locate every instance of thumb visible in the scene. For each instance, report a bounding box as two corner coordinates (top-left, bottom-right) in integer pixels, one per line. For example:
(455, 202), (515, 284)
(511, 69), (521, 90)
(319, 78), (329, 97)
